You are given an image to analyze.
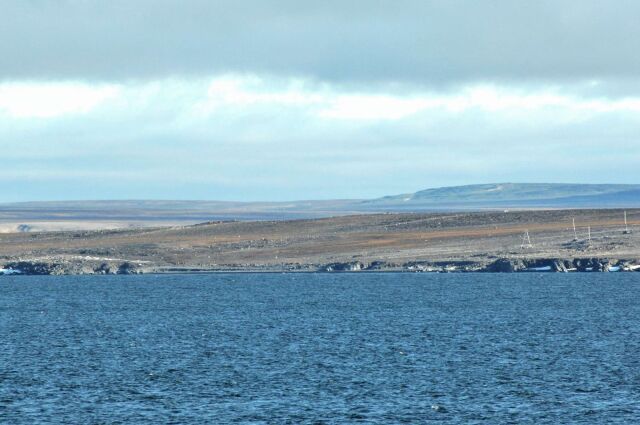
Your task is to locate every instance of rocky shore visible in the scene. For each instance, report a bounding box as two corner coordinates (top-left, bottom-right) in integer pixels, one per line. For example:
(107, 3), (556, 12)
(0, 209), (638, 276)
(1, 260), (145, 276)
(2, 257), (639, 276)
(323, 257), (640, 273)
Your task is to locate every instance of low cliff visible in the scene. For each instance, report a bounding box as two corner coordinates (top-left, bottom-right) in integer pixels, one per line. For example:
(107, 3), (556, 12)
(1, 257), (638, 275)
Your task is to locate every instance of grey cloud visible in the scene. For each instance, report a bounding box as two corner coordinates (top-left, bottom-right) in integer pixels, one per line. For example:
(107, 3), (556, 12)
(2, 77), (639, 202)
(1, 0), (640, 85)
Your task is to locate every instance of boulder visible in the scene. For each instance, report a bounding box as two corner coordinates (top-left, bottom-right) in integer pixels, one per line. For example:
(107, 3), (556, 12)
(94, 263), (114, 274)
(117, 262), (141, 274)
(484, 258), (523, 272)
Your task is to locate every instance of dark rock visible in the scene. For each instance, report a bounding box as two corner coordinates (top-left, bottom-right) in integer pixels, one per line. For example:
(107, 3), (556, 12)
(94, 263), (114, 274)
(551, 260), (567, 273)
(484, 258), (523, 272)
(117, 262), (141, 274)
(574, 258), (603, 272)
(366, 261), (388, 270)
(593, 258), (607, 272)
(3, 261), (61, 275)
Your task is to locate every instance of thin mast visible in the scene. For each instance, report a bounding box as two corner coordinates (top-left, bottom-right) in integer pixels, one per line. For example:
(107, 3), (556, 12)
(521, 229), (533, 249)
(625, 211), (629, 233)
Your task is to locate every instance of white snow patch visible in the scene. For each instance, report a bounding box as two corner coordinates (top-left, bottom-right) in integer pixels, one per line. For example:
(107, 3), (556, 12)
(71, 256), (151, 263)
(528, 266), (552, 272)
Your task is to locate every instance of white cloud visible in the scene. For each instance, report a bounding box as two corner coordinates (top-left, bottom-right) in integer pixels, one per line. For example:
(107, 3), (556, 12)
(1, 74), (640, 201)
(185, 76), (640, 124)
(3, 76), (640, 123)
(318, 94), (431, 120)
(0, 82), (120, 118)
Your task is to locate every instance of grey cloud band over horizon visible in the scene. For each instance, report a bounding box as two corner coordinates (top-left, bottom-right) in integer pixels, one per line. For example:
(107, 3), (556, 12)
(1, 1), (639, 202)
(2, 0), (639, 86)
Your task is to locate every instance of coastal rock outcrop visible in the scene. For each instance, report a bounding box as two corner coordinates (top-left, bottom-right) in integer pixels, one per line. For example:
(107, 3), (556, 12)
(2, 257), (638, 275)
(117, 262), (143, 274)
(3, 261), (64, 275)
(480, 258), (639, 273)
(1, 260), (146, 275)
(321, 261), (365, 272)
(484, 258), (525, 273)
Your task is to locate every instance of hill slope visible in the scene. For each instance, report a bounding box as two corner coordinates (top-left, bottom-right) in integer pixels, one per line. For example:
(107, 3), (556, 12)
(1, 183), (639, 231)
(362, 183), (640, 210)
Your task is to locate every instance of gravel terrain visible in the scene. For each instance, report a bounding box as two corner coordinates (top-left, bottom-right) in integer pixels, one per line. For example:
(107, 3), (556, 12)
(1, 209), (638, 274)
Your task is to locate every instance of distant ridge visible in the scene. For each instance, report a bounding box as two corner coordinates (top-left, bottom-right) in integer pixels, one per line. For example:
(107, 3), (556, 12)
(1, 183), (639, 229)
(363, 183), (640, 210)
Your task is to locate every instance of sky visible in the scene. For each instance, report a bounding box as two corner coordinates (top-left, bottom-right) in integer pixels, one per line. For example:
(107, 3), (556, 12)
(1, 0), (639, 202)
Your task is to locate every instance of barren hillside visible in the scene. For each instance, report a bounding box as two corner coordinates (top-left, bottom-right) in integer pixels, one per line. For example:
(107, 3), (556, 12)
(1, 209), (638, 274)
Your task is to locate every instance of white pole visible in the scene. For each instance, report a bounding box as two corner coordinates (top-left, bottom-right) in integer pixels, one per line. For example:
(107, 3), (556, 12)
(572, 218), (577, 240)
(625, 211), (629, 233)
(588, 226), (591, 241)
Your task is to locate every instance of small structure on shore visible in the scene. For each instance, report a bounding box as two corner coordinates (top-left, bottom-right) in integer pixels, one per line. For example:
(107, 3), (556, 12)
(623, 211), (632, 234)
(520, 230), (533, 249)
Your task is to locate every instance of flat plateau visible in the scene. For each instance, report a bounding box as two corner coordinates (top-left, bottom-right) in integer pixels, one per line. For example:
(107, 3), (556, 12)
(1, 208), (638, 275)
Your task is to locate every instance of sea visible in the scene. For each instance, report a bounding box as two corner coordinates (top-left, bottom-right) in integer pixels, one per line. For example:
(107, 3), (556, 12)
(1, 273), (639, 424)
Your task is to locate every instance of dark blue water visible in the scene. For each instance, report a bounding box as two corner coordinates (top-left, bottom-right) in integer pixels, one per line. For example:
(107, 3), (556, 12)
(1, 273), (639, 424)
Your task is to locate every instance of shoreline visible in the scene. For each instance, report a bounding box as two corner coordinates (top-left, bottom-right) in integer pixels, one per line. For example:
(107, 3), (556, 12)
(2, 257), (639, 276)
(1, 209), (638, 276)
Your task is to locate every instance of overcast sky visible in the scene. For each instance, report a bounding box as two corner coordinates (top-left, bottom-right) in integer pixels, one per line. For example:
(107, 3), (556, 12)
(1, 0), (639, 202)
